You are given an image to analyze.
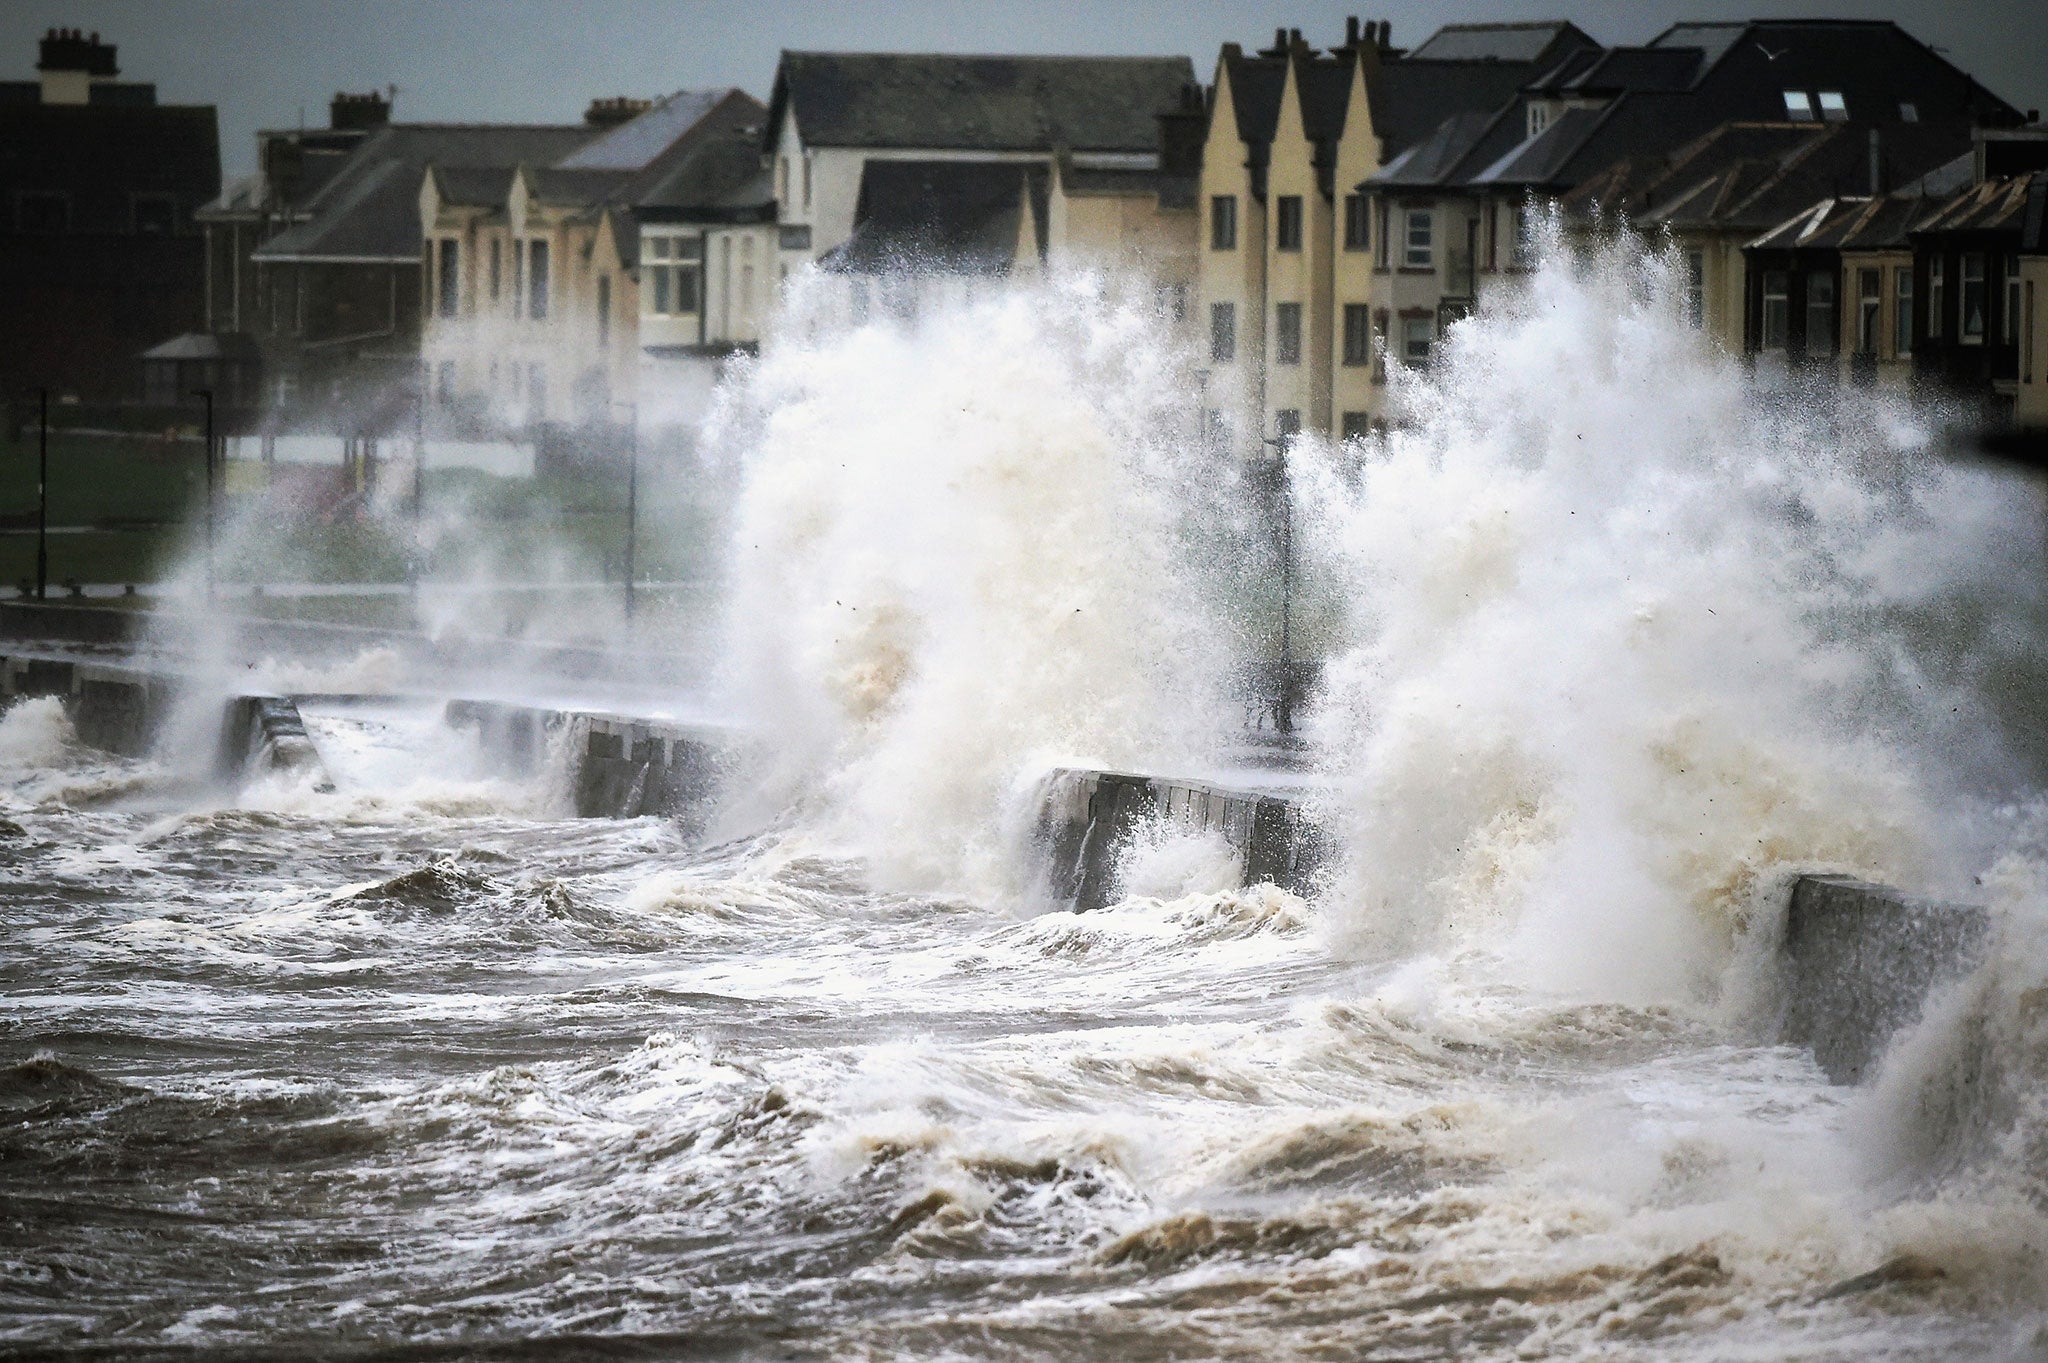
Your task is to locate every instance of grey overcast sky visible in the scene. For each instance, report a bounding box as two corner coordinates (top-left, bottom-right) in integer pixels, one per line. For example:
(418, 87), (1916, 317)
(5, 0), (2043, 177)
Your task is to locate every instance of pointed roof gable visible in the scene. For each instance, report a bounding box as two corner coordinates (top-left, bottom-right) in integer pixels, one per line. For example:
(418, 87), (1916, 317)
(823, 159), (1049, 275)
(767, 52), (1195, 155)
(257, 122), (593, 262)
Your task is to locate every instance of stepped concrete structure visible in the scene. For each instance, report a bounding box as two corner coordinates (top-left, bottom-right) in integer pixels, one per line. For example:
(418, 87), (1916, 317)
(445, 698), (730, 829)
(1037, 766), (1322, 911)
(1, 604), (2000, 1094)
(1, 651), (329, 788)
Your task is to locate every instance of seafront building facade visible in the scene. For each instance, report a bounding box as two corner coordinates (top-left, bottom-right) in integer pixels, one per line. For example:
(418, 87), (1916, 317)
(416, 89), (776, 428)
(1, 29), (219, 404)
(33, 15), (2044, 444)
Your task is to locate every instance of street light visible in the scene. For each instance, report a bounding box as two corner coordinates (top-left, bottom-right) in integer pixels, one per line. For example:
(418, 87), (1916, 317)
(614, 399), (638, 621)
(192, 388), (215, 600)
(412, 361), (427, 603)
(35, 387), (49, 601)
(1261, 431), (1296, 736)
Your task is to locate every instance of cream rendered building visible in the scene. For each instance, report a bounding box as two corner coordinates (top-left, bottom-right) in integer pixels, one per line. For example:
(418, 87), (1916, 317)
(420, 163), (639, 424)
(419, 90), (776, 429)
(1196, 43), (1277, 456)
(2021, 252), (2048, 429)
(1041, 101), (1204, 334)
(2013, 175), (2047, 429)
(763, 52), (1197, 283)
(1197, 20), (1572, 454)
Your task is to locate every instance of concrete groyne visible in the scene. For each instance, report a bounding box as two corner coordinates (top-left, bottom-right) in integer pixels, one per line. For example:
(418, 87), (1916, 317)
(1780, 875), (1990, 1084)
(220, 695), (335, 790)
(0, 601), (696, 690)
(1037, 767), (1321, 911)
(3, 653), (331, 787)
(4, 655), (177, 757)
(444, 699), (728, 831)
(1036, 768), (1992, 1089)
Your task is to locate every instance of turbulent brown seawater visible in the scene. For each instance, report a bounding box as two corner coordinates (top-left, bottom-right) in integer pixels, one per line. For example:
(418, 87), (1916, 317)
(12, 247), (2048, 1360)
(2, 701), (2044, 1362)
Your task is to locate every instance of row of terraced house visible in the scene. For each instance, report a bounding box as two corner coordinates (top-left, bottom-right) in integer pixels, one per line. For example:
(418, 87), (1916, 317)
(6, 19), (2048, 448)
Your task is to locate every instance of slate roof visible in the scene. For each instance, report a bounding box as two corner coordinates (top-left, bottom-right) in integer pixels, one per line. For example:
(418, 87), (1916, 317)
(1215, 24), (1596, 199)
(823, 160), (1046, 275)
(1375, 110), (1500, 186)
(141, 330), (260, 361)
(1364, 23), (1601, 176)
(426, 164), (515, 209)
(557, 89), (738, 170)
(1745, 193), (1928, 251)
(1649, 23), (1747, 72)
(629, 91), (775, 219)
(1746, 168), (2048, 257)
(1559, 46), (1703, 95)
(768, 52), (1196, 154)
(524, 166), (633, 207)
(1370, 64), (1591, 189)
(1911, 171), (2043, 237)
(1372, 19), (2019, 197)
(1592, 118), (1983, 234)
(1056, 152), (1197, 211)
(1219, 52), (1288, 150)
(1407, 23), (1594, 64)
(255, 123), (592, 262)
(198, 131), (365, 222)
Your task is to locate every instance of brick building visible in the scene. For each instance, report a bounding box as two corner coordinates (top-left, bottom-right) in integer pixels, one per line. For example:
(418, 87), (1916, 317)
(0, 29), (219, 402)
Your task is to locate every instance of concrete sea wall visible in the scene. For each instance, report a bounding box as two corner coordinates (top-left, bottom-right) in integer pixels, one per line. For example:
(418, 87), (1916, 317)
(3, 655), (178, 757)
(1779, 874), (1991, 1084)
(444, 699), (728, 832)
(1036, 767), (1321, 912)
(1035, 769), (1991, 1089)
(2, 652), (329, 787)
(0, 601), (696, 689)
(6, 657), (2000, 1089)
(220, 694), (335, 790)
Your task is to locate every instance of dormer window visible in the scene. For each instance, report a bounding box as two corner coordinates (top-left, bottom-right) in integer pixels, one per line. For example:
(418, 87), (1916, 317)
(1783, 90), (1814, 120)
(1817, 91), (1848, 121)
(1526, 102), (1550, 139)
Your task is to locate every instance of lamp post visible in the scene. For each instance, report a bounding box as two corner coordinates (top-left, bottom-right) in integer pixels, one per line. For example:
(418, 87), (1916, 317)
(35, 388), (49, 601)
(192, 388), (215, 600)
(615, 399), (638, 621)
(412, 362), (427, 604)
(1261, 431), (1296, 736)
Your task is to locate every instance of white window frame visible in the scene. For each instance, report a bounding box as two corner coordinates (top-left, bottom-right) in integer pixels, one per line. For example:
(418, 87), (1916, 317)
(1401, 315), (1432, 364)
(1404, 209), (1434, 269)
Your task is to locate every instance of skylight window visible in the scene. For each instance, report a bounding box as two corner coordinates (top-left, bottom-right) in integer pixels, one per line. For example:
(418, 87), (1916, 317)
(1783, 89), (1814, 120)
(1899, 101), (1919, 122)
(1817, 91), (1848, 121)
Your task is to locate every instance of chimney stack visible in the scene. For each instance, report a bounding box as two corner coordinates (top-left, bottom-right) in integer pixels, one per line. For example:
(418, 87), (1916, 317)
(1156, 81), (1206, 179)
(329, 90), (391, 132)
(584, 96), (651, 129)
(36, 27), (119, 104)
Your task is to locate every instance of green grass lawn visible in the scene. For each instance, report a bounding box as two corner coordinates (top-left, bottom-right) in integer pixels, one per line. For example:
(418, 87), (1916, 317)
(1, 421), (722, 592)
